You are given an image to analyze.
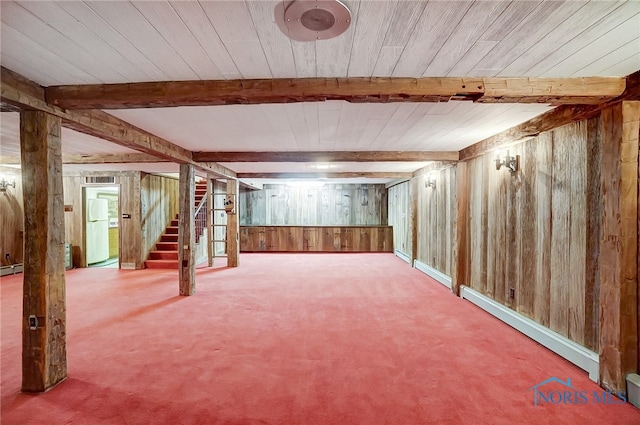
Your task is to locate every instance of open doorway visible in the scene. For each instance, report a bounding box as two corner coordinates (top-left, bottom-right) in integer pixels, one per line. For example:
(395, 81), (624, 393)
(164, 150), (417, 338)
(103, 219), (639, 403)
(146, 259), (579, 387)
(84, 186), (119, 268)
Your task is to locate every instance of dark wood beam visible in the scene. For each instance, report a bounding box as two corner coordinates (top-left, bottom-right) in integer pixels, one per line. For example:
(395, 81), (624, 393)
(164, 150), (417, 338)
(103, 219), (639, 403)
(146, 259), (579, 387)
(598, 101), (639, 393)
(236, 172), (413, 179)
(178, 164), (196, 296)
(459, 70), (640, 162)
(44, 77), (625, 110)
(0, 67), (235, 179)
(193, 151), (459, 162)
(1, 153), (167, 165)
(20, 110), (67, 392)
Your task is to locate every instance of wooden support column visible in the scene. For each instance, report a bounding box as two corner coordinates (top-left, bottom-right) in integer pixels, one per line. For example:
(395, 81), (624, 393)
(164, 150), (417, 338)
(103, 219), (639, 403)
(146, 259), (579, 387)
(452, 162), (469, 296)
(599, 101), (639, 392)
(20, 110), (67, 392)
(226, 178), (239, 267)
(409, 177), (419, 265)
(178, 164), (196, 296)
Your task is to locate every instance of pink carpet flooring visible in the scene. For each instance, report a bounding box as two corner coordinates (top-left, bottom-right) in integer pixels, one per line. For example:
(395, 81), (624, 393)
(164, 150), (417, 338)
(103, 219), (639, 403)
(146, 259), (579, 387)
(2, 253), (639, 424)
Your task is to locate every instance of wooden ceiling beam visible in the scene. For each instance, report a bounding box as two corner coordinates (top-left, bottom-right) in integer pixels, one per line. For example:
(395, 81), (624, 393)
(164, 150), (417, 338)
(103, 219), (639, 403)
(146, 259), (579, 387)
(0, 67), (236, 179)
(236, 172), (413, 179)
(193, 151), (459, 162)
(44, 77), (625, 110)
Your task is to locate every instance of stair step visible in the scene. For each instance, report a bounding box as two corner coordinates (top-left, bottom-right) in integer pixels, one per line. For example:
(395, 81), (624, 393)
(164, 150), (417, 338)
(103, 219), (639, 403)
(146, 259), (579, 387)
(165, 226), (179, 234)
(145, 260), (178, 269)
(171, 219), (178, 226)
(160, 234), (178, 242)
(156, 242), (178, 250)
(149, 250), (178, 260)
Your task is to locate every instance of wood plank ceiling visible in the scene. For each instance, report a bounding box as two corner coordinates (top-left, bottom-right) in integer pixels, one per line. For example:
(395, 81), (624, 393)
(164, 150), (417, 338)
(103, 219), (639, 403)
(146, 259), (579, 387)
(1, 0), (639, 183)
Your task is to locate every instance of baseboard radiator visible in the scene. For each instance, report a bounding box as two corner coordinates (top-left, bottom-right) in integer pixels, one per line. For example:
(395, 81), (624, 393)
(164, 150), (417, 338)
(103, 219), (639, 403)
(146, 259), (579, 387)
(459, 285), (599, 383)
(394, 250), (411, 264)
(1, 264), (24, 277)
(413, 260), (452, 290)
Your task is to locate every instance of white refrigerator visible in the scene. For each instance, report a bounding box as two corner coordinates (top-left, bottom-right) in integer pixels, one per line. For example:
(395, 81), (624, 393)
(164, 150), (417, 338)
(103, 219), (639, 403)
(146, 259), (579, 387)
(86, 198), (110, 265)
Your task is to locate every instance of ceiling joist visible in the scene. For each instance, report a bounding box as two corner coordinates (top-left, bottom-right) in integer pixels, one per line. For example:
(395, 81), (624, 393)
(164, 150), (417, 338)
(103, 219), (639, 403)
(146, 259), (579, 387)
(44, 77), (626, 110)
(0, 67), (236, 180)
(193, 151), (459, 162)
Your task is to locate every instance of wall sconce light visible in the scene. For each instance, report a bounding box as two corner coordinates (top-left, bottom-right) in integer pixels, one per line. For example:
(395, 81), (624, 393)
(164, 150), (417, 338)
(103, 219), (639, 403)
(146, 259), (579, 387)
(495, 150), (520, 173)
(425, 173), (436, 190)
(0, 175), (16, 192)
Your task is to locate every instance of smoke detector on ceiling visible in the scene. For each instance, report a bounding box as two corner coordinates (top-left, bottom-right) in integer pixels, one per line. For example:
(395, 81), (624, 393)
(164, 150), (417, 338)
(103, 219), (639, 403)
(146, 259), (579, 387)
(275, 0), (351, 42)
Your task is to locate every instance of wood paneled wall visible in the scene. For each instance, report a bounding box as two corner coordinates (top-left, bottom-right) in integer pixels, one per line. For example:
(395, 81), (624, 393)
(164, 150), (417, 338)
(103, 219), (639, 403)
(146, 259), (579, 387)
(466, 118), (601, 350)
(388, 181), (410, 255)
(0, 169), (23, 265)
(140, 173), (179, 260)
(63, 172), (143, 269)
(239, 184), (388, 226)
(415, 167), (457, 276)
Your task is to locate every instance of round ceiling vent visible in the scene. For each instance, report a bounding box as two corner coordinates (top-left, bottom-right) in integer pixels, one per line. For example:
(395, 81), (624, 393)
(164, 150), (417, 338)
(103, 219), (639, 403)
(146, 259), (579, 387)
(275, 0), (351, 42)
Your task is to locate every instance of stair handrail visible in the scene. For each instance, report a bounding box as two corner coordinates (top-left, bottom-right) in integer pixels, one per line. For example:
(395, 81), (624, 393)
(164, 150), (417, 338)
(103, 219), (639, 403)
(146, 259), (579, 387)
(194, 190), (208, 244)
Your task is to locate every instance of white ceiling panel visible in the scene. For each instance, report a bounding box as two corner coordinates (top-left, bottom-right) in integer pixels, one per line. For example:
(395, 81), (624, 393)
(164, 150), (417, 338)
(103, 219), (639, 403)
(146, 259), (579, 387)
(0, 0), (637, 183)
(106, 101), (552, 153)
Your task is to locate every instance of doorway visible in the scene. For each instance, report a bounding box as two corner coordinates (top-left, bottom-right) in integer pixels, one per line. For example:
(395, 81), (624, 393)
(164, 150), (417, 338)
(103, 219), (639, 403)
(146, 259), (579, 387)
(84, 186), (119, 268)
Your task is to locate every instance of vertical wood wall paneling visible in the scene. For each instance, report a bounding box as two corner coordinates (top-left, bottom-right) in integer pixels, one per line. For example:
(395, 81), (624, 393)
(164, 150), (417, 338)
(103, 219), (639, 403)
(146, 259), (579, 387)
(388, 181), (410, 255)
(519, 137), (537, 318)
(416, 167), (457, 278)
(117, 172), (143, 268)
(452, 162), (468, 295)
(599, 101), (639, 392)
(19, 111), (67, 392)
(226, 178), (239, 267)
(240, 184), (388, 226)
(534, 132), (553, 328)
(178, 164), (195, 296)
(0, 170), (24, 264)
(567, 122), (588, 346)
(140, 173), (179, 262)
(585, 117), (602, 351)
(550, 129), (571, 336)
(465, 117), (602, 350)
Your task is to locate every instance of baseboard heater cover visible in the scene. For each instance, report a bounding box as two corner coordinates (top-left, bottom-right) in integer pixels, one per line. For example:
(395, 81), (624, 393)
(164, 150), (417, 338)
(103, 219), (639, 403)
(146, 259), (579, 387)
(460, 285), (599, 383)
(394, 250), (411, 264)
(413, 260), (452, 289)
(0, 264), (24, 277)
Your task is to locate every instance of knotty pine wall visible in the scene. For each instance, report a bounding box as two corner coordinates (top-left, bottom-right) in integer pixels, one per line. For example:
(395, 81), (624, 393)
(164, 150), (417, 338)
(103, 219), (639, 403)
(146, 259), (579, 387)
(63, 172), (143, 269)
(239, 184), (388, 226)
(0, 169), (23, 265)
(466, 117), (601, 351)
(416, 167), (457, 276)
(140, 173), (179, 260)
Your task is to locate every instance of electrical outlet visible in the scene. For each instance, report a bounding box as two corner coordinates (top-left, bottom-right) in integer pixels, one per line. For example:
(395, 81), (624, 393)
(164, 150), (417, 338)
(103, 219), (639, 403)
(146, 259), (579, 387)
(508, 287), (515, 299)
(4, 253), (9, 261)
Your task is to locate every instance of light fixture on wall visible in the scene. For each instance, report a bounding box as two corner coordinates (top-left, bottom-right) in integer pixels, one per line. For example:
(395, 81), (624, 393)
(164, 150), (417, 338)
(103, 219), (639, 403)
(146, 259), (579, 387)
(0, 175), (16, 192)
(425, 173), (436, 190)
(494, 150), (520, 173)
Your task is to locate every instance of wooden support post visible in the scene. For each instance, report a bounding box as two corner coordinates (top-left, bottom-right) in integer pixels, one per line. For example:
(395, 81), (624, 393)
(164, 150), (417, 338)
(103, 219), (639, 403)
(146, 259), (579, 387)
(599, 101), (639, 392)
(226, 178), (240, 267)
(410, 177), (419, 266)
(452, 162), (469, 296)
(178, 164), (195, 296)
(20, 110), (67, 392)
(206, 178), (214, 267)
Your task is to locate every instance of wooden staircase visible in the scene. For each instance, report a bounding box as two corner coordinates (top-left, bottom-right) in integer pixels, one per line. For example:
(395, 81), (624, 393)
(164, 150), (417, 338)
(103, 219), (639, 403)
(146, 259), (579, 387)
(144, 182), (208, 269)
